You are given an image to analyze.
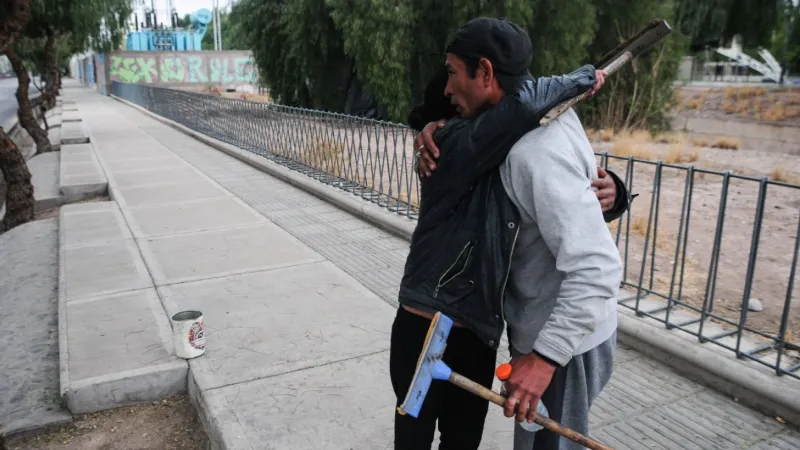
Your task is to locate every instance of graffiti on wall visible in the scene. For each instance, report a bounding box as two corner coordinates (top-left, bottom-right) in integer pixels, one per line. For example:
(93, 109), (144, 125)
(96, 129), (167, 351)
(108, 52), (256, 85)
(109, 56), (157, 83)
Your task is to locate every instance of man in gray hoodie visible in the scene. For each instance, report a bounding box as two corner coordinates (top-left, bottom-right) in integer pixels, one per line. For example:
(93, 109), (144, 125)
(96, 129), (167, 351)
(415, 20), (623, 450)
(498, 107), (622, 450)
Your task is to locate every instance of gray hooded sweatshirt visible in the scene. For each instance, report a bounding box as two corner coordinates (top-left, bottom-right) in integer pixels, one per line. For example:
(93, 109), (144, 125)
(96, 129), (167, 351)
(499, 108), (623, 365)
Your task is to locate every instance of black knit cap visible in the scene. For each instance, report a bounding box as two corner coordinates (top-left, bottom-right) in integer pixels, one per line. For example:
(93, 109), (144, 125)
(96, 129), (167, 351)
(445, 17), (534, 91)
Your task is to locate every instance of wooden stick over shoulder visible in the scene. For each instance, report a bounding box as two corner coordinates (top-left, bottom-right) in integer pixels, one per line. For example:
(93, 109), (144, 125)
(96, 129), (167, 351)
(540, 19), (673, 126)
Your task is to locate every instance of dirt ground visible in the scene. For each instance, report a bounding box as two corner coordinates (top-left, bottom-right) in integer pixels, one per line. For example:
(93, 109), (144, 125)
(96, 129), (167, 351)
(175, 84), (272, 103)
(674, 85), (800, 126)
(586, 99), (800, 356)
(7, 397), (208, 450)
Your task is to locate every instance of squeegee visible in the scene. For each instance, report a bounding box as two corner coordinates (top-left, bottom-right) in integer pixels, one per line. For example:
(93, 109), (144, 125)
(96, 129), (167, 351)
(398, 312), (614, 450)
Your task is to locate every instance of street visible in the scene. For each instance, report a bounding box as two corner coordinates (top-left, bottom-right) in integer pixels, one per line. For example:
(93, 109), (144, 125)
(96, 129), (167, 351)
(0, 76), (39, 127)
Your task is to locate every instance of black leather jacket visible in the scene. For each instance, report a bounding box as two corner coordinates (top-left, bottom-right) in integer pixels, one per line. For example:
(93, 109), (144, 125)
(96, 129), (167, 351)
(399, 65), (629, 349)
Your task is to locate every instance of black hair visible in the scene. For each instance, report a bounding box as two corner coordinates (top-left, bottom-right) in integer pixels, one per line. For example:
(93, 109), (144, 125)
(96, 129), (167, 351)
(461, 56), (480, 79)
(407, 65), (458, 131)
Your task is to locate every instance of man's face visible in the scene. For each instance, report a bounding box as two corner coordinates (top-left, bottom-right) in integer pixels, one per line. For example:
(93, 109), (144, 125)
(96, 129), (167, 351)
(444, 53), (493, 118)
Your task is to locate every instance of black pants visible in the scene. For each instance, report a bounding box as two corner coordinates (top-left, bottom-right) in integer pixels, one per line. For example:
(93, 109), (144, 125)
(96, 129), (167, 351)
(390, 307), (497, 450)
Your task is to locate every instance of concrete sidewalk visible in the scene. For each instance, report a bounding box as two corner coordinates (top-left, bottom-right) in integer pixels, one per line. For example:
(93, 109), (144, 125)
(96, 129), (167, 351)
(60, 84), (800, 449)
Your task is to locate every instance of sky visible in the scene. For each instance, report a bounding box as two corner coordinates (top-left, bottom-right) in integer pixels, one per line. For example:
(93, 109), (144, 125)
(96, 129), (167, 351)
(132, 0), (234, 24)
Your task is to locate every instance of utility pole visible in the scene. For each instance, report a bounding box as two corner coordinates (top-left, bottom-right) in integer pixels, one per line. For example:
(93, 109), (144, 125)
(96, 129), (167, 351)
(211, 0), (217, 50)
(217, 0), (223, 50)
(216, 4), (222, 50)
(211, 0), (222, 50)
(780, 0), (797, 85)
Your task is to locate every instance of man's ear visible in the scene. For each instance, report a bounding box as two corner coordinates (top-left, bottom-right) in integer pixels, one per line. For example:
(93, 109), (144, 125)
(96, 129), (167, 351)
(478, 57), (494, 87)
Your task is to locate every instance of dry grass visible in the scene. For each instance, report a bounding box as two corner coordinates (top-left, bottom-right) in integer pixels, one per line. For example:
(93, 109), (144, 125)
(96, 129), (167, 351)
(203, 85), (222, 96)
(663, 144), (699, 164)
(607, 213), (671, 251)
(726, 86), (767, 100)
(719, 87), (800, 122)
(586, 128), (615, 142)
(398, 191), (420, 207)
(757, 102), (800, 122)
(710, 137), (740, 150)
(609, 130), (655, 160)
(675, 86), (800, 126)
(221, 92), (273, 103)
(655, 132), (687, 145)
(722, 99), (749, 114)
(270, 137), (345, 176)
(770, 167), (800, 185)
(684, 95), (705, 110)
(304, 137), (345, 175)
(691, 137), (710, 147)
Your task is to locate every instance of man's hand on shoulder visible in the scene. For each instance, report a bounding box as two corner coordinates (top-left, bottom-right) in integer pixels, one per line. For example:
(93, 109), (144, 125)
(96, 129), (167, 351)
(415, 120), (446, 178)
(592, 167), (617, 212)
(503, 352), (557, 423)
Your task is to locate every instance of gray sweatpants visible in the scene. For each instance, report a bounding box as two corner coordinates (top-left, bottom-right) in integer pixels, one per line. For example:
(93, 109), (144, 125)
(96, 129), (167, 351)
(511, 333), (616, 450)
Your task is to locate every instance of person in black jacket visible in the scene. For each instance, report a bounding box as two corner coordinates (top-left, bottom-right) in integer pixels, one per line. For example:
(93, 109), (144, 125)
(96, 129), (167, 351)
(390, 17), (629, 450)
(408, 64), (627, 220)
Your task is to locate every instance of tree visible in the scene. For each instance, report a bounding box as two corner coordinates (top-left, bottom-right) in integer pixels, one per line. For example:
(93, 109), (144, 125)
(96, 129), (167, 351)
(772, 0), (800, 80)
(581, 0), (687, 131)
(676, 0), (781, 50)
(7, 0), (132, 154)
(0, 0), (34, 232)
(233, 0), (686, 130)
(0, 0), (30, 53)
(201, 10), (246, 50)
(326, 0), (415, 120)
(526, 0), (597, 76)
(176, 14), (192, 28)
(6, 45), (50, 153)
(233, 0), (356, 112)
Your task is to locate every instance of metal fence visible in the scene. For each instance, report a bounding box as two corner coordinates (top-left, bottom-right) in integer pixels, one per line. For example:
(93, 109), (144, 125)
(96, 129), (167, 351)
(111, 81), (800, 379)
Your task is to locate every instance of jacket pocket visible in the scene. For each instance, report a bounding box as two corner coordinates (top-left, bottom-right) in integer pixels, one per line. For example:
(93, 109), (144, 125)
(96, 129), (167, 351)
(433, 240), (476, 299)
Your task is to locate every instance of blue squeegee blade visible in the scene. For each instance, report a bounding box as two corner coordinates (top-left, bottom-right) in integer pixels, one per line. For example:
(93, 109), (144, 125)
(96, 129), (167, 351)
(397, 312), (454, 418)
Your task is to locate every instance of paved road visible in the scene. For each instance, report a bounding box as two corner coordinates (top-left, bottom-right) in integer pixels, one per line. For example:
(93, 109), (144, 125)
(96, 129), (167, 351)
(0, 76), (39, 127)
(56, 84), (799, 449)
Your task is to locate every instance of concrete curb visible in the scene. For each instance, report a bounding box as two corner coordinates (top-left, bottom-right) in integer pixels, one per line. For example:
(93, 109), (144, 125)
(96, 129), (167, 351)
(64, 361), (188, 415)
(57, 207), (71, 406)
(111, 95), (800, 427)
(59, 144), (109, 203)
(2, 114), (19, 133)
(187, 372), (249, 450)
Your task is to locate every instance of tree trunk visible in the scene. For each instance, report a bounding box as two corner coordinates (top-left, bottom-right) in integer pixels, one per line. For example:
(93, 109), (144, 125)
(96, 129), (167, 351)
(0, 0), (32, 53)
(0, 128), (34, 233)
(42, 29), (59, 109)
(7, 47), (53, 154)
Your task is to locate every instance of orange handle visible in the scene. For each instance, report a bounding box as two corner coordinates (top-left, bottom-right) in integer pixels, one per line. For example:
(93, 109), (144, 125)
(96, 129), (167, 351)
(496, 363), (512, 381)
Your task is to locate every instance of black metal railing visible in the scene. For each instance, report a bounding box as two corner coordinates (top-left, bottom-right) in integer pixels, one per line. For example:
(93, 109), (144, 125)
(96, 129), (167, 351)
(111, 81), (800, 379)
(112, 82), (420, 218)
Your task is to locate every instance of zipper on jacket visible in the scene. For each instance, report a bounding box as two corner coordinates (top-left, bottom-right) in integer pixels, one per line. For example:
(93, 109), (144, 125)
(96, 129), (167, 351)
(498, 225), (521, 324)
(433, 241), (475, 298)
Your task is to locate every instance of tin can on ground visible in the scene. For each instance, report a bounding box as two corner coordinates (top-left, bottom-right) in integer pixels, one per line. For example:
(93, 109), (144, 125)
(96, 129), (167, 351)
(171, 311), (205, 359)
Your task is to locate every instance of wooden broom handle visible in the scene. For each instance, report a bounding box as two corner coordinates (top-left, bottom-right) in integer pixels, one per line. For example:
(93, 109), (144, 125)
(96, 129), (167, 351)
(539, 51), (633, 126)
(449, 372), (614, 450)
